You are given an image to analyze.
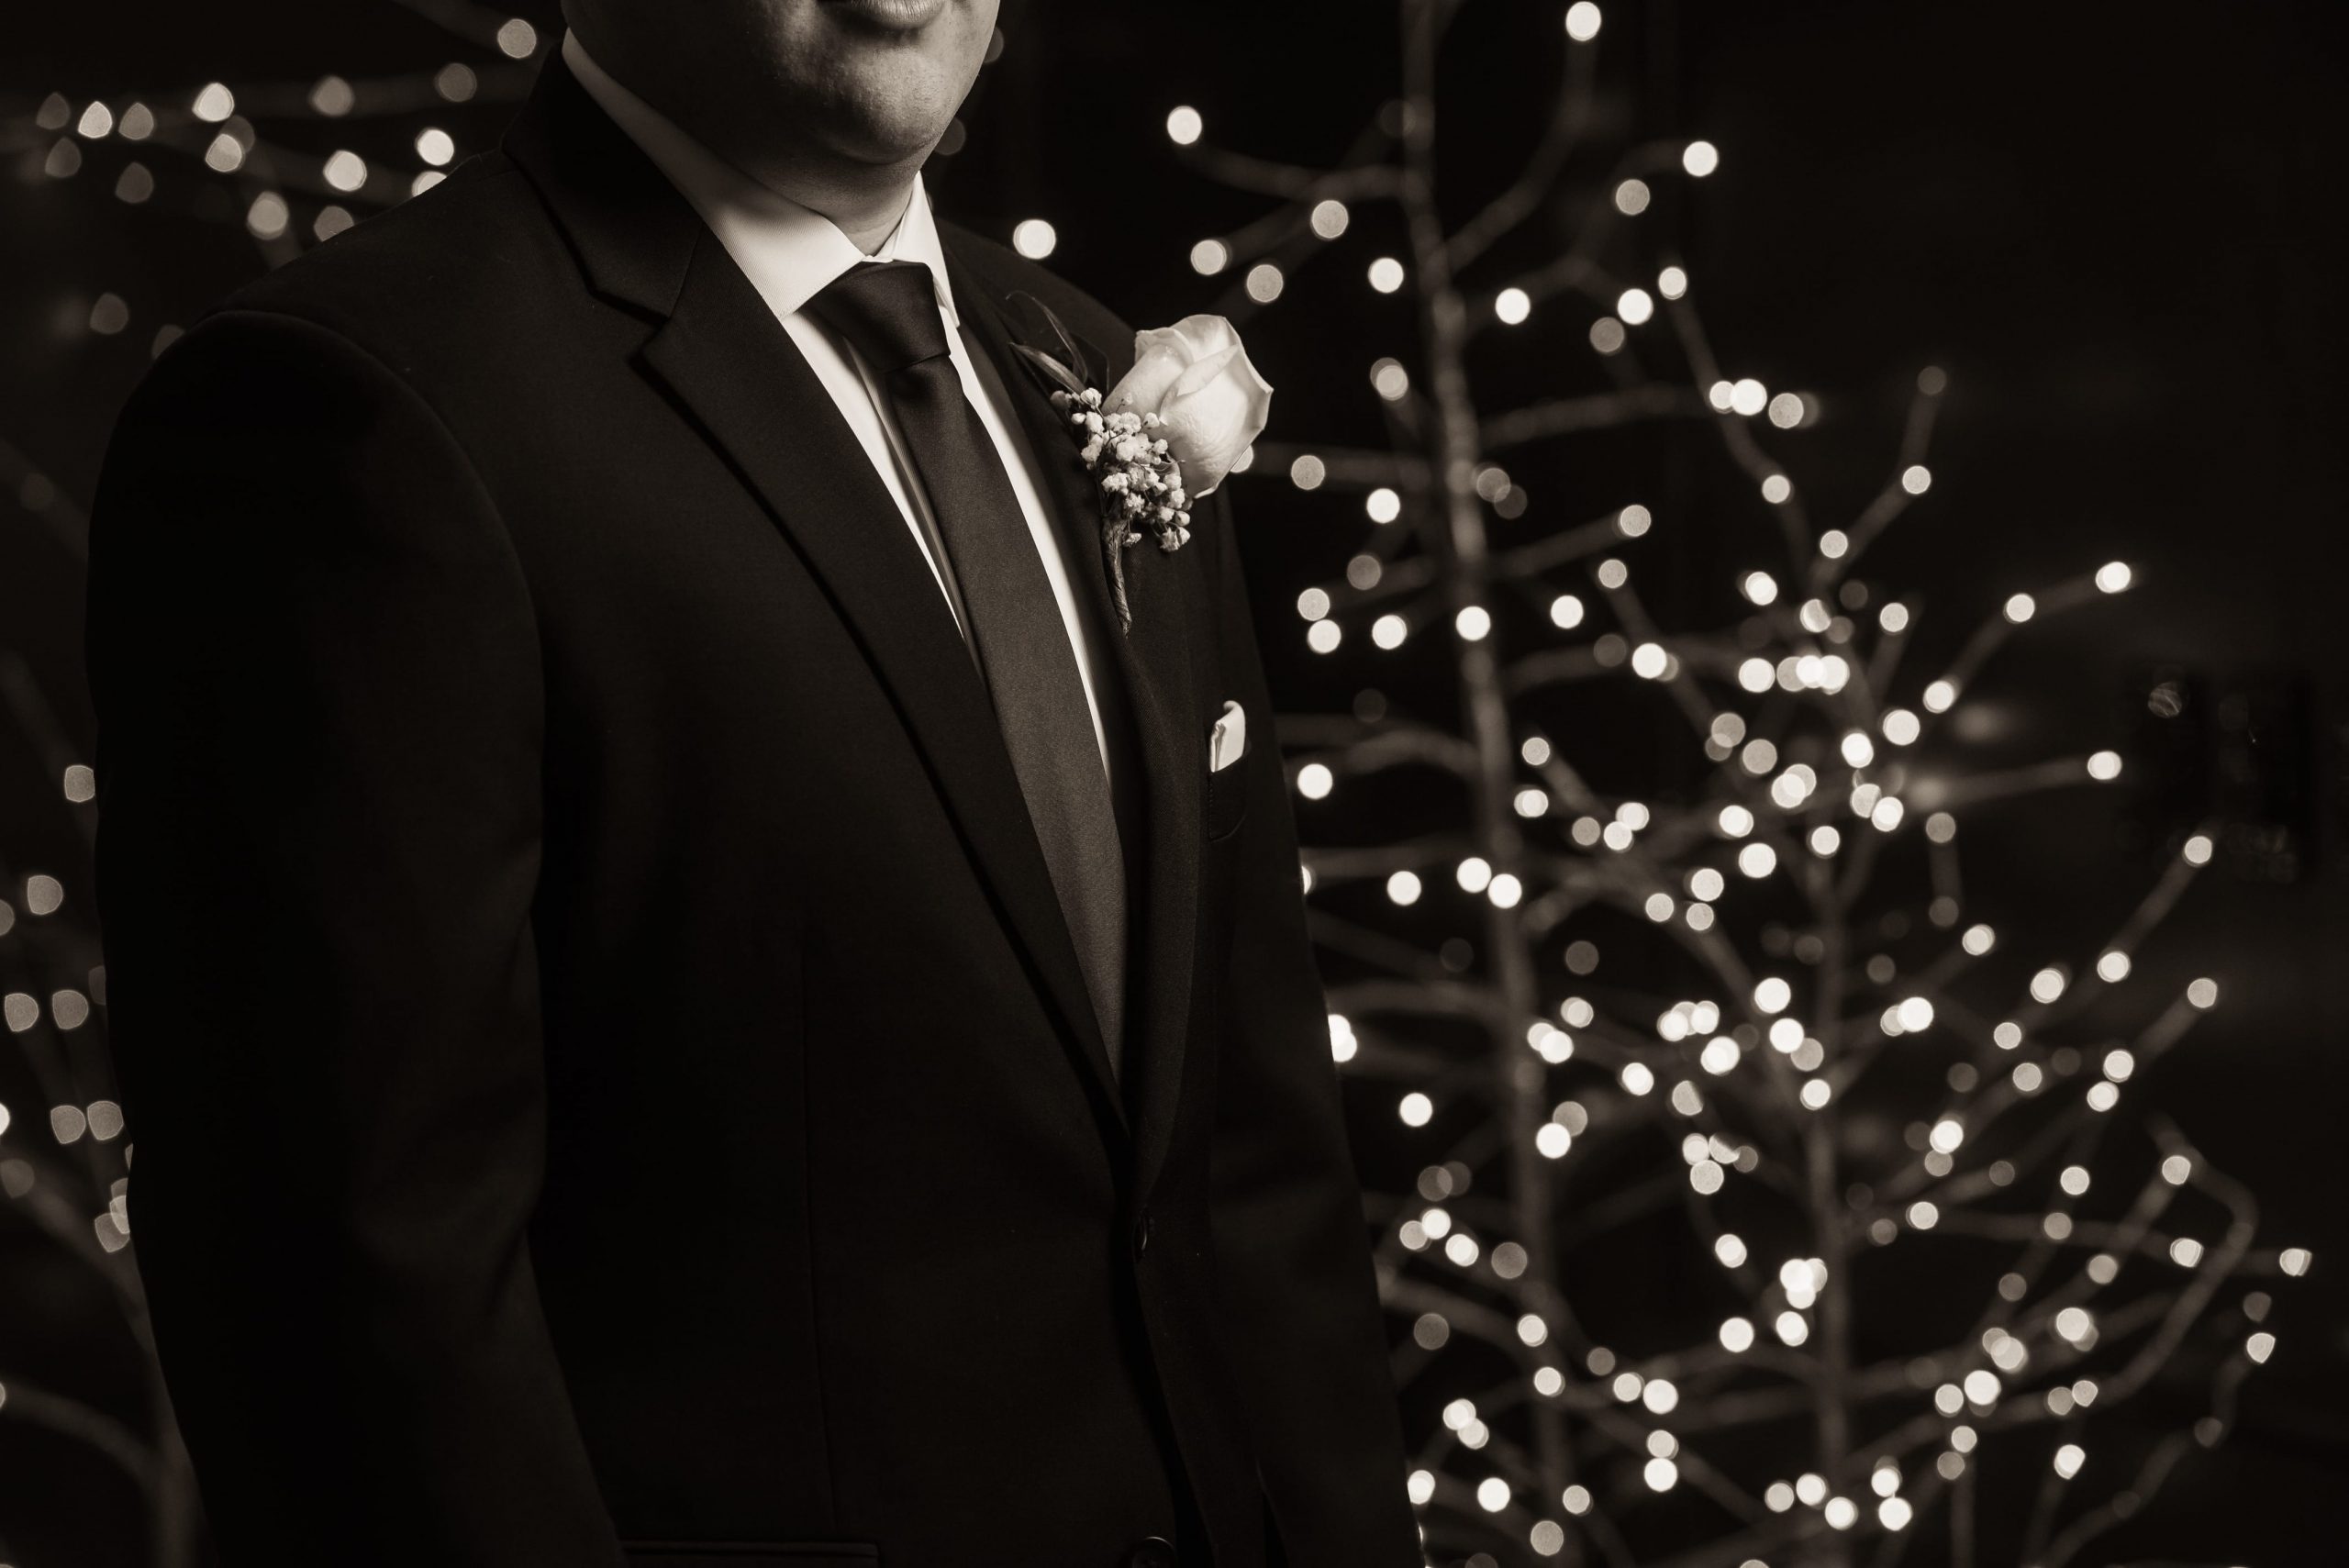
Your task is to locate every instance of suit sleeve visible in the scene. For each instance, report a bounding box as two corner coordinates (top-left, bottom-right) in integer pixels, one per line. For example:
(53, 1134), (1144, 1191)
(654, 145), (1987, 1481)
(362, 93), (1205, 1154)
(85, 310), (626, 1567)
(1198, 489), (1421, 1567)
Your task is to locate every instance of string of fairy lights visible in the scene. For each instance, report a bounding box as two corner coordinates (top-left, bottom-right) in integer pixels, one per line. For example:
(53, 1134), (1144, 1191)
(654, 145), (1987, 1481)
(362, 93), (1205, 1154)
(1155, 4), (2310, 1567)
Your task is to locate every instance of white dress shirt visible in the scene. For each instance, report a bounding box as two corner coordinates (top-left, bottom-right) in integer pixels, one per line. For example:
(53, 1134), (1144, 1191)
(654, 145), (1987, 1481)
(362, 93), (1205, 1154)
(562, 32), (1109, 771)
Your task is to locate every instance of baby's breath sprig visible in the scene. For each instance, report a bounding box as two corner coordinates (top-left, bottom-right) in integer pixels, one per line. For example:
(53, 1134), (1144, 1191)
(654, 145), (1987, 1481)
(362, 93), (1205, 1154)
(1052, 385), (1193, 632)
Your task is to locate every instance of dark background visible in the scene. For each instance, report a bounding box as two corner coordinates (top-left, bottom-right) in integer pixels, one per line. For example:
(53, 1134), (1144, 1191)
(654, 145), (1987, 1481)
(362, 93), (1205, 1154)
(5, 1), (2343, 1561)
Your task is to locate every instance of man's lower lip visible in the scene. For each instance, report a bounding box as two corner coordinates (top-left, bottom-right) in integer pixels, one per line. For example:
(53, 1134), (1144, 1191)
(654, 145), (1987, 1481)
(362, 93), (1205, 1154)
(821, 0), (952, 29)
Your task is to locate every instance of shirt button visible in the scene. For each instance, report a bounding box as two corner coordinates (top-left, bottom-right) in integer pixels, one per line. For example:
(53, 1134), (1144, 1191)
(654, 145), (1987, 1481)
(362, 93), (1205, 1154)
(1122, 1535), (1177, 1568)
(1131, 1210), (1152, 1259)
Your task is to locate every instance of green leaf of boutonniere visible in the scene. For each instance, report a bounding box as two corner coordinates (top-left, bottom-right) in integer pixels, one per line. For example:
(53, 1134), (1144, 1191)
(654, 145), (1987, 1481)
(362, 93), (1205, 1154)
(1006, 289), (1102, 391)
(1012, 341), (1088, 396)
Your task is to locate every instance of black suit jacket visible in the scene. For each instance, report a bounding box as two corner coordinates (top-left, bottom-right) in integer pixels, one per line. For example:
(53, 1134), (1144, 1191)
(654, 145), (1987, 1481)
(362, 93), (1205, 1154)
(83, 51), (1418, 1568)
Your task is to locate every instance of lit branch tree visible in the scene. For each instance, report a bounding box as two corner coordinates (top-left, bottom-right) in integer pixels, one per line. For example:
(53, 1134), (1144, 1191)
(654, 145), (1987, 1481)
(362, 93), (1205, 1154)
(1172, 3), (2310, 1566)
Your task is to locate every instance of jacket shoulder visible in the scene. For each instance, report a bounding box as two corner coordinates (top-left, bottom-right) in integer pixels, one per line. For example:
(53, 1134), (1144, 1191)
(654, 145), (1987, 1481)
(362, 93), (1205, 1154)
(202, 150), (568, 363)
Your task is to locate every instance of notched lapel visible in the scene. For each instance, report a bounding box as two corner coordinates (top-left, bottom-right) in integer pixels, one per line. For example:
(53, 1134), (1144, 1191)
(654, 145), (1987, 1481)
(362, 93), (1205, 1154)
(636, 230), (1129, 1141)
(948, 245), (1208, 1201)
(1112, 491), (1209, 1202)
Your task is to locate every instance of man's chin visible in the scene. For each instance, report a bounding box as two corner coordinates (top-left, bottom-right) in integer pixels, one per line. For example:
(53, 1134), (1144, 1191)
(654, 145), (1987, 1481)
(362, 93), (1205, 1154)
(802, 69), (964, 167)
(804, 109), (953, 171)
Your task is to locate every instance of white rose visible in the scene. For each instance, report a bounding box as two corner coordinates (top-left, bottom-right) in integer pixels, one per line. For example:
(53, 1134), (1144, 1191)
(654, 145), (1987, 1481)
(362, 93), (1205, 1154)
(1105, 314), (1272, 498)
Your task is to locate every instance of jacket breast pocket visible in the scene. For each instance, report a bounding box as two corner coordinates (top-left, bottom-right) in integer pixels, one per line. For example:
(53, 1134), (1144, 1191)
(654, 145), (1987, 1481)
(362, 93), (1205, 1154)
(620, 1543), (879, 1568)
(1204, 742), (1250, 843)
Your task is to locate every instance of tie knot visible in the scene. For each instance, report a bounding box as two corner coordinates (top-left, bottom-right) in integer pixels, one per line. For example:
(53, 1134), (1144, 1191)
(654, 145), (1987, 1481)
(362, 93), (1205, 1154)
(804, 260), (952, 375)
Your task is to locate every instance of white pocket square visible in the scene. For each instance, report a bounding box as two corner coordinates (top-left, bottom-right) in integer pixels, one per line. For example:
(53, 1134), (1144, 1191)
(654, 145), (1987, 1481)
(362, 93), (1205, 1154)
(1209, 700), (1246, 773)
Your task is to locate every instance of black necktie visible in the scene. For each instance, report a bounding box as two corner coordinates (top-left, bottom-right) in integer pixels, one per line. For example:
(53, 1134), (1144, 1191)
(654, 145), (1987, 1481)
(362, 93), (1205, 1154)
(805, 260), (1127, 1074)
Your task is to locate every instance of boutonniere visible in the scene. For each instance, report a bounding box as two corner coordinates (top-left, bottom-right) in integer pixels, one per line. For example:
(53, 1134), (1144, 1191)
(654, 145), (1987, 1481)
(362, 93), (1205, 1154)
(1007, 295), (1273, 632)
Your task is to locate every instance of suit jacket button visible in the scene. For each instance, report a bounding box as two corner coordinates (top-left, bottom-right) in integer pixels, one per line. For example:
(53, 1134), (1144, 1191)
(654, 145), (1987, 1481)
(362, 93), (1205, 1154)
(1122, 1535), (1177, 1568)
(1131, 1211), (1152, 1258)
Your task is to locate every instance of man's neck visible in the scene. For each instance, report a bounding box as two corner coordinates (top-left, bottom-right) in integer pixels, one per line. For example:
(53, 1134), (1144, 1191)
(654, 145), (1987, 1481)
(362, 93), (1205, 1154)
(814, 182), (918, 257)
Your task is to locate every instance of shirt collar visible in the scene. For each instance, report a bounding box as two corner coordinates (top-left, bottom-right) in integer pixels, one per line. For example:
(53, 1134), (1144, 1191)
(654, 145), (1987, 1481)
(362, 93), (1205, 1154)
(560, 29), (958, 329)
